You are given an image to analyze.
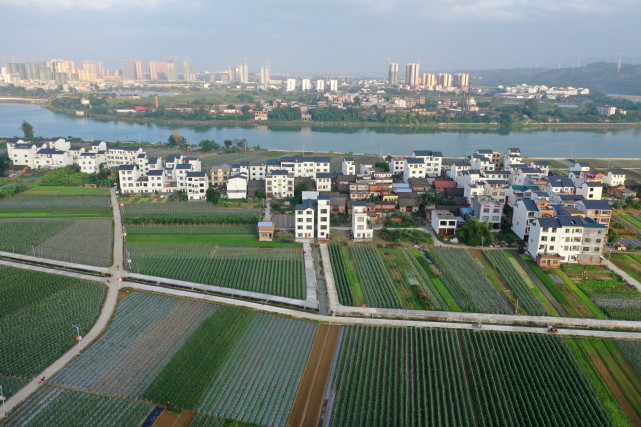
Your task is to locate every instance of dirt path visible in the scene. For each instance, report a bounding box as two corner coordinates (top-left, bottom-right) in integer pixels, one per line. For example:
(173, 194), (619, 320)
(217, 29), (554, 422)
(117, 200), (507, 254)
(589, 354), (641, 425)
(511, 251), (570, 317)
(287, 324), (341, 427)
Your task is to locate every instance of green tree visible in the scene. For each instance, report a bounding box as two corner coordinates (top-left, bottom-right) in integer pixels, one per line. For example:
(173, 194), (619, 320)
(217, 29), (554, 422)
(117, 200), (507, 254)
(456, 218), (492, 246)
(206, 187), (221, 204)
(374, 161), (390, 172)
(223, 139), (233, 148)
(168, 132), (186, 147)
(21, 120), (34, 138)
(199, 139), (219, 152)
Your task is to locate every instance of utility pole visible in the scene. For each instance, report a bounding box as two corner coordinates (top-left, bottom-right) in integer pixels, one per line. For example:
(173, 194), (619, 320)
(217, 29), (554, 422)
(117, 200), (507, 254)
(73, 324), (82, 351)
(0, 382), (6, 417)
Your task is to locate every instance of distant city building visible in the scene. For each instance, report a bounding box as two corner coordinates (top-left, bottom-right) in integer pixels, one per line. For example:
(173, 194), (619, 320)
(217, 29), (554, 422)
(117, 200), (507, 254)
(453, 73), (470, 90)
(301, 78), (311, 91)
(239, 61), (249, 83)
(183, 58), (195, 82)
(405, 63), (420, 87)
(149, 61), (168, 80)
(422, 73), (435, 87)
(286, 78), (296, 91)
(122, 60), (138, 81)
(167, 59), (179, 82)
(437, 73), (452, 88)
(329, 79), (338, 92)
(388, 62), (399, 85)
(260, 64), (270, 85)
(316, 79), (325, 92)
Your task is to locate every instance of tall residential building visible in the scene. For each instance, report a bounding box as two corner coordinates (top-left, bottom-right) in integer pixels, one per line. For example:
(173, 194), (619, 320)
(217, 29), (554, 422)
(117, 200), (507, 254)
(422, 73), (436, 87)
(301, 78), (311, 91)
(239, 61), (249, 83)
(183, 58), (194, 82)
(453, 73), (470, 90)
(149, 61), (168, 80)
(388, 62), (399, 85)
(50, 59), (76, 77)
(167, 59), (179, 81)
(260, 64), (270, 85)
(228, 65), (235, 82)
(437, 73), (452, 88)
(286, 78), (296, 91)
(134, 61), (144, 80)
(77, 67), (97, 82)
(329, 79), (338, 92)
(122, 60), (137, 81)
(405, 63), (420, 87)
(316, 79), (325, 92)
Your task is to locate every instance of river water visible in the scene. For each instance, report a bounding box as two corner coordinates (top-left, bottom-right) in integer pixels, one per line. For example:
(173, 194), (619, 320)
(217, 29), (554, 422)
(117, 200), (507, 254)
(1, 103), (640, 158)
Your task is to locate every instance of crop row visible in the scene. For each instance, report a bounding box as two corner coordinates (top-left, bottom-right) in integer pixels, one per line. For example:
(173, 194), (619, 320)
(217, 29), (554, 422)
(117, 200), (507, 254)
(328, 244), (356, 306)
(461, 331), (611, 426)
(429, 248), (511, 314)
(0, 375), (28, 401)
(126, 223), (257, 236)
(349, 246), (402, 309)
(0, 267), (106, 378)
(1, 387), (154, 427)
(0, 218), (113, 267)
(123, 201), (259, 217)
(195, 313), (317, 426)
(402, 249), (448, 310)
(330, 326), (475, 426)
(615, 341), (641, 377)
(51, 292), (215, 399)
(127, 244), (306, 299)
(483, 250), (548, 316)
(575, 279), (641, 320)
(0, 194), (110, 208)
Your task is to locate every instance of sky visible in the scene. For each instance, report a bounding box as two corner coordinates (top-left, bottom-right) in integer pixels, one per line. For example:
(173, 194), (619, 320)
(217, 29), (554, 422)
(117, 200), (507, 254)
(2, 0), (641, 76)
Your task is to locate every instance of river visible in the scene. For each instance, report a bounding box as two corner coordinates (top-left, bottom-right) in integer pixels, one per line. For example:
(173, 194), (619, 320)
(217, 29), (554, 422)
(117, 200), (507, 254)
(1, 103), (640, 158)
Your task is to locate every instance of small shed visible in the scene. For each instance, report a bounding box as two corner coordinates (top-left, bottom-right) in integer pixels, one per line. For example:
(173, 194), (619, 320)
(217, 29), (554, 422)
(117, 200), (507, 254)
(258, 221), (274, 242)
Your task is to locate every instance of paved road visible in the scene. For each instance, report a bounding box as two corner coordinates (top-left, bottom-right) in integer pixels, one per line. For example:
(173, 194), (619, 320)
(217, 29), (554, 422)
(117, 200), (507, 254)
(604, 257), (641, 293)
(1, 188), (123, 419)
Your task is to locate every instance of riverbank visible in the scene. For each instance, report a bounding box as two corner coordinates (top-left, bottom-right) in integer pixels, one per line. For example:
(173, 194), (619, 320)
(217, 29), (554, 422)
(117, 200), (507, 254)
(0, 97), (48, 105)
(45, 105), (641, 131)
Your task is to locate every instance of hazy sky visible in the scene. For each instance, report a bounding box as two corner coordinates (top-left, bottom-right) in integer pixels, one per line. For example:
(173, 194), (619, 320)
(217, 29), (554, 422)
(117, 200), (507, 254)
(2, 0), (640, 75)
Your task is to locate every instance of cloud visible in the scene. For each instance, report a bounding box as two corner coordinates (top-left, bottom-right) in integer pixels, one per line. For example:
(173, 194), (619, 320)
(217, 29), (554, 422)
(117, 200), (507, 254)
(1, 0), (193, 11)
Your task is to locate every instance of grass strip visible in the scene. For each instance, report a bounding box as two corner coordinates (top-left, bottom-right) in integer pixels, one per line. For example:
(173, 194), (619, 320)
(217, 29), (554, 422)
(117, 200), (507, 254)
(522, 256), (583, 318)
(557, 270), (608, 319)
(506, 252), (560, 316)
(340, 245), (364, 306)
(566, 338), (632, 427)
(125, 234), (300, 247)
(431, 277), (462, 312)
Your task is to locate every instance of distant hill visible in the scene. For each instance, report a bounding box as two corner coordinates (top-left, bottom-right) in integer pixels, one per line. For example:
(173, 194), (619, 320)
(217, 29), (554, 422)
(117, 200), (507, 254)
(471, 62), (641, 95)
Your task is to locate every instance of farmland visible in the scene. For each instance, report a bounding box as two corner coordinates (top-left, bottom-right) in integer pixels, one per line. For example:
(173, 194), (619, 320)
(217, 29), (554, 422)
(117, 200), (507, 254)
(127, 244), (306, 299)
(483, 250), (551, 316)
(122, 201), (260, 224)
(428, 248), (512, 314)
(561, 264), (641, 320)
(349, 246), (403, 309)
(0, 387), (154, 427)
(0, 218), (113, 266)
(0, 190), (111, 218)
(326, 326), (611, 426)
(126, 223), (256, 236)
(0, 266), (106, 383)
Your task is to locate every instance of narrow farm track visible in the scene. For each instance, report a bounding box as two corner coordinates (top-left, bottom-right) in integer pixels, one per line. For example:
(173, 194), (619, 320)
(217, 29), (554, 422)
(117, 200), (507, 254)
(511, 251), (570, 317)
(287, 324), (341, 427)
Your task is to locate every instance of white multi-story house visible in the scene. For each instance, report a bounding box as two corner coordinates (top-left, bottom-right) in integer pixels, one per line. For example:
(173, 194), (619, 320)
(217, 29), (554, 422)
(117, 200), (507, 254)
(474, 149), (501, 168)
(576, 182), (603, 200)
(231, 162), (250, 177)
(266, 170), (294, 198)
(449, 161), (471, 183)
(529, 161), (550, 176)
(352, 201), (373, 240)
(342, 157), (356, 175)
(472, 196), (503, 229)
(604, 170), (626, 187)
(68, 146), (85, 165)
(227, 175), (248, 199)
(7, 140), (41, 168)
(410, 150), (443, 177)
(90, 140), (107, 152)
(527, 216), (606, 267)
(107, 147), (144, 168)
(295, 199), (316, 240)
(186, 171), (209, 200)
(403, 158), (427, 183)
(118, 164), (142, 194)
(317, 196), (330, 240)
(511, 167), (545, 186)
(315, 173), (333, 192)
(145, 170), (167, 193)
(483, 180), (509, 205)
(79, 152), (104, 174)
(431, 210), (458, 235)
(34, 148), (71, 169)
(388, 157), (405, 175)
(249, 165), (266, 180)
(469, 154), (495, 173)
(512, 198), (555, 241)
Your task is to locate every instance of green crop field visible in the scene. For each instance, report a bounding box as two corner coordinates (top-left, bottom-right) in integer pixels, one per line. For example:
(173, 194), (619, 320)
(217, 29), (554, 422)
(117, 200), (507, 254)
(484, 250), (550, 316)
(617, 341), (641, 377)
(1, 387), (154, 427)
(429, 248), (512, 314)
(0, 267), (106, 388)
(326, 327), (611, 426)
(348, 246), (403, 309)
(127, 244), (306, 299)
(0, 192), (111, 218)
(122, 201), (259, 223)
(0, 218), (113, 266)
(23, 185), (110, 196)
(126, 223), (257, 236)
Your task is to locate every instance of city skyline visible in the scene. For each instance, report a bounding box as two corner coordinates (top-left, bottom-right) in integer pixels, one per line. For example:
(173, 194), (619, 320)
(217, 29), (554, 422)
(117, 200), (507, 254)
(1, 0), (640, 74)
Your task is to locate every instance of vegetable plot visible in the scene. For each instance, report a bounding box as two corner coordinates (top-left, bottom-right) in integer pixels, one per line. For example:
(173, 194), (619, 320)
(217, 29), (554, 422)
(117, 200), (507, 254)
(126, 223), (256, 236)
(127, 244), (306, 299)
(348, 246), (402, 309)
(429, 248), (511, 314)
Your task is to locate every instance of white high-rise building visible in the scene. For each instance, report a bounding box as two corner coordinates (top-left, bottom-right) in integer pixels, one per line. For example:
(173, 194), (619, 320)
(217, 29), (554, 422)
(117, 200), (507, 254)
(406, 63), (420, 87)
(316, 79), (325, 92)
(329, 79), (338, 92)
(239, 61), (249, 83)
(388, 62), (399, 85)
(301, 78), (311, 91)
(260, 64), (270, 85)
(286, 78), (296, 91)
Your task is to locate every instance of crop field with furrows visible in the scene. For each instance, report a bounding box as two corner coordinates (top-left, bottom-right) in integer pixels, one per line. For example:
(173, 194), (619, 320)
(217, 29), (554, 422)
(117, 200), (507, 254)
(0, 266), (105, 378)
(144, 307), (317, 426)
(483, 250), (549, 316)
(0, 218), (113, 266)
(328, 326), (475, 427)
(22, 186), (110, 196)
(461, 331), (612, 427)
(50, 292), (216, 399)
(348, 246), (402, 309)
(127, 244), (306, 299)
(0, 374), (28, 401)
(0, 194), (110, 208)
(122, 201), (259, 222)
(0, 387), (154, 427)
(428, 248), (512, 314)
(126, 223), (257, 236)
(616, 341), (641, 376)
